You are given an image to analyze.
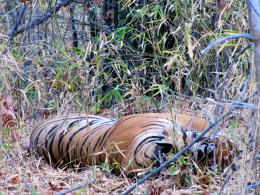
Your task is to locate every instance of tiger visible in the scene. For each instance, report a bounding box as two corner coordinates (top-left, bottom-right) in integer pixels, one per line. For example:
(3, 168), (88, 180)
(30, 113), (235, 174)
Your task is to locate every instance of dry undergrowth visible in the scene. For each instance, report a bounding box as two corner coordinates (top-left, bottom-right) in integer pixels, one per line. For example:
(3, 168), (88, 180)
(0, 1), (256, 194)
(0, 97), (256, 195)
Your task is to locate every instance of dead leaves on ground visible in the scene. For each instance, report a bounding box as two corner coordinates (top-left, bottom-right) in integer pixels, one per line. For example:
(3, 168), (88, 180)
(0, 92), (20, 142)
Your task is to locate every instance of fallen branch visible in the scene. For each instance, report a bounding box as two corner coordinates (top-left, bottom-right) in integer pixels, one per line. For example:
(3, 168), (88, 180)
(12, 0), (75, 37)
(200, 33), (253, 55)
(121, 109), (232, 195)
(55, 179), (96, 195)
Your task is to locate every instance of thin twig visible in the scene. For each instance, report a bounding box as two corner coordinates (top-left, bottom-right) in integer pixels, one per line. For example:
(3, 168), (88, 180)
(200, 33), (253, 55)
(55, 179), (96, 195)
(121, 109), (232, 195)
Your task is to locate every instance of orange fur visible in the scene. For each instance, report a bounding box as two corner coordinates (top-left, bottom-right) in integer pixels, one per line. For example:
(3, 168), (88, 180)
(30, 113), (234, 174)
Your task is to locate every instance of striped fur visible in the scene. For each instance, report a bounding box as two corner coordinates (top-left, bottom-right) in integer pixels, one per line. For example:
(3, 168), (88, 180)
(30, 114), (116, 167)
(30, 113), (234, 174)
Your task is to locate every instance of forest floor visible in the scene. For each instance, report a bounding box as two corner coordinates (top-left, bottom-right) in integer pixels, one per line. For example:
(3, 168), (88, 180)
(0, 97), (256, 194)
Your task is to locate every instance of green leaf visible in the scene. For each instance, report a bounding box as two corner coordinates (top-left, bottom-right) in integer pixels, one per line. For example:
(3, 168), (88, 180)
(168, 165), (177, 174)
(178, 155), (188, 165)
(2, 143), (9, 150)
(116, 27), (127, 40)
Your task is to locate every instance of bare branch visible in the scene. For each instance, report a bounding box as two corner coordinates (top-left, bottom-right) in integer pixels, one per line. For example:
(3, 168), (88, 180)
(12, 0), (75, 37)
(201, 33), (253, 55)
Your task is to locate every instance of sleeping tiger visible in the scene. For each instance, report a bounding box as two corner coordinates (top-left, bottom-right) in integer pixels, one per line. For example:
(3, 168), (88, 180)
(30, 113), (235, 174)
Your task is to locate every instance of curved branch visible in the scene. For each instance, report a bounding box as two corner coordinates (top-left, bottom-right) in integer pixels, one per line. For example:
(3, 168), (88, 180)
(200, 33), (253, 55)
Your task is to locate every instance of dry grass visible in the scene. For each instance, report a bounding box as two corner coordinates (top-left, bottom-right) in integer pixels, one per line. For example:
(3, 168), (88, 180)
(0, 97), (256, 194)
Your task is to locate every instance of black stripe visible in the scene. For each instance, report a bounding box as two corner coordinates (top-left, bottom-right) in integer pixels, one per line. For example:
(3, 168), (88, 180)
(79, 130), (99, 158)
(65, 120), (98, 162)
(79, 122), (114, 158)
(182, 130), (187, 144)
(97, 127), (113, 162)
(144, 151), (156, 161)
(134, 137), (163, 167)
(33, 126), (46, 151)
(134, 136), (164, 156)
(134, 140), (160, 167)
(92, 122), (115, 151)
(33, 123), (60, 162)
(33, 119), (70, 152)
(110, 115), (136, 129)
(47, 125), (64, 163)
(98, 124), (119, 153)
(68, 119), (81, 129)
(89, 121), (114, 132)
(58, 132), (66, 160)
(73, 143), (79, 165)
(93, 136), (102, 153)
(97, 116), (136, 151)
(32, 116), (101, 162)
(141, 123), (166, 128)
(57, 119), (82, 159)
(101, 118), (171, 154)
(44, 125), (60, 163)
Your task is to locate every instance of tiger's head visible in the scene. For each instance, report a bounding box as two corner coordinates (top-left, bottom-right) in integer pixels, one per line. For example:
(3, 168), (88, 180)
(186, 131), (237, 171)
